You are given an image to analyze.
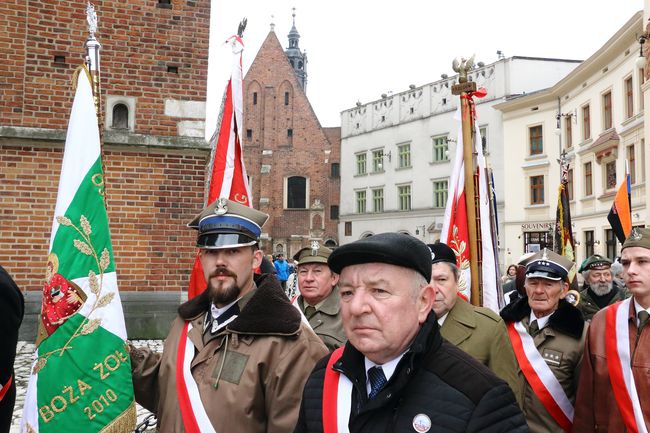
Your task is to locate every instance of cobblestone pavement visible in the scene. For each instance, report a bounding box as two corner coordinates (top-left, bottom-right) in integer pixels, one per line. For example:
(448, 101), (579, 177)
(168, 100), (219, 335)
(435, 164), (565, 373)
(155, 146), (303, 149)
(10, 340), (163, 433)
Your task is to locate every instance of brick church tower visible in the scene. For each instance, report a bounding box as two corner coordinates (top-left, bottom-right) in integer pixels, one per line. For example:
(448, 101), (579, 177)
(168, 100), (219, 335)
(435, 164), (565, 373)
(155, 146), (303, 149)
(0, 0), (212, 338)
(242, 17), (340, 257)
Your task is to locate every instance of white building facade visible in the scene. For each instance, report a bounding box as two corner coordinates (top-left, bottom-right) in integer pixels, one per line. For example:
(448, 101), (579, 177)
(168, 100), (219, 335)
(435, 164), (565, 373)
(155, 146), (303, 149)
(338, 56), (581, 268)
(495, 11), (645, 267)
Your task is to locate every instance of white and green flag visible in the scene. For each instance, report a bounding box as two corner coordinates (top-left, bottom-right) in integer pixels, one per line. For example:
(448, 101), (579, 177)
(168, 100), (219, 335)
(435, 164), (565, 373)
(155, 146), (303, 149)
(21, 66), (136, 433)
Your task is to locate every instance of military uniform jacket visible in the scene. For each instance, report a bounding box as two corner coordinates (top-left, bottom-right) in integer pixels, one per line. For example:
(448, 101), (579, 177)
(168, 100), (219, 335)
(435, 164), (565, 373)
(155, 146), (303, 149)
(130, 274), (329, 433)
(297, 287), (346, 351)
(501, 297), (587, 433)
(577, 281), (629, 321)
(440, 299), (522, 407)
(573, 300), (650, 433)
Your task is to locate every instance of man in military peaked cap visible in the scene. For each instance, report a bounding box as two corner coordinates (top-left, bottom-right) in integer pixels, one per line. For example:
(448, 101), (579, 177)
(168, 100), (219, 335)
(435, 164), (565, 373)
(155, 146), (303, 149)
(294, 233), (526, 433)
(292, 241), (346, 350)
(574, 228), (650, 432)
(500, 248), (587, 432)
(130, 198), (327, 433)
(428, 242), (521, 406)
(577, 254), (629, 321)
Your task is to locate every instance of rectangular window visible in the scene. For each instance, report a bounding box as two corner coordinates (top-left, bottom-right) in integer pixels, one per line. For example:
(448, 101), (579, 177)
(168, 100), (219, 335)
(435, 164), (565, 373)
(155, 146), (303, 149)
(398, 185), (412, 210)
(585, 230), (595, 258)
(330, 162), (340, 178)
(356, 153), (367, 175)
(605, 229), (617, 261)
(246, 129), (252, 139)
(253, 92), (258, 105)
(356, 190), (366, 213)
(433, 180), (448, 208)
(530, 175), (544, 205)
(345, 221), (352, 236)
(524, 231), (554, 253)
(372, 188), (384, 212)
(625, 77), (634, 119)
(605, 160), (616, 189)
(398, 143), (411, 168)
(529, 125), (543, 155)
(432, 136), (448, 162)
(565, 116), (572, 148)
(582, 105), (591, 140)
(628, 145), (636, 184)
(480, 126), (488, 154)
(603, 91), (612, 130)
(330, 205), (339, 220)
(567, 168), (574, 201)
(584, 162), (593, 196)
(372, 150), (385, 172)
(284, 92), (289, 106)
(287, 128), (293, 137)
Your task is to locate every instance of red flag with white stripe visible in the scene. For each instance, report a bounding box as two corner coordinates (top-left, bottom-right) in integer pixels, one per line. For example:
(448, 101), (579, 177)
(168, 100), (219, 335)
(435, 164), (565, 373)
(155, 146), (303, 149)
(188, 34), (252, 299)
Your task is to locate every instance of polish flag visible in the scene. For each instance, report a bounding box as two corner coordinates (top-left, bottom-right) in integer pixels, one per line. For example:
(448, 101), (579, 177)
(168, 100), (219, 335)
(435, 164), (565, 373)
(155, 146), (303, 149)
(188, 34), (252, 299)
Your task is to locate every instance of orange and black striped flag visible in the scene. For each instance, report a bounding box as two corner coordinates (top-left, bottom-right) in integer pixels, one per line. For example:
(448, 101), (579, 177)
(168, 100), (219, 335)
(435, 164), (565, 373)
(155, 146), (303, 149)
(607, 164), (632, 244)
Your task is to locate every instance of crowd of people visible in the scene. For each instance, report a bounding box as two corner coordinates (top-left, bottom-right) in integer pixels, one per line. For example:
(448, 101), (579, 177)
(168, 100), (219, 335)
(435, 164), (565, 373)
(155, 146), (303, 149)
(3, 197), (648, 432)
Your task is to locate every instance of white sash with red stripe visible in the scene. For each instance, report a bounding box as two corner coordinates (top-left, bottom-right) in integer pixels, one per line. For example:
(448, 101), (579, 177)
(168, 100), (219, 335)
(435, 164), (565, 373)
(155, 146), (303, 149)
(322, 347), (352, 433)
(0, 374), (12, 402)
(175, 322), (217, 433)
(605, 298), (648, 433)
(507, 320), (573, 432)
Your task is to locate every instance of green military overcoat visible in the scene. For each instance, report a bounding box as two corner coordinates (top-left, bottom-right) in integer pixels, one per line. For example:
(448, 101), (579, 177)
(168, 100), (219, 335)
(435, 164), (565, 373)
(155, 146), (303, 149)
(297, 286), (346, 351)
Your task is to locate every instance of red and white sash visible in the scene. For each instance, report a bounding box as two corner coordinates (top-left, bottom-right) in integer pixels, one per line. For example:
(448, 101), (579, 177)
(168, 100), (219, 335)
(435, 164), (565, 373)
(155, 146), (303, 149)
(507, 321), (573, 432)
(322, 347), (352, 433)
(0, 374), (12, 402)
(175, 322), (217, 433)
(605, 298), (648, 433)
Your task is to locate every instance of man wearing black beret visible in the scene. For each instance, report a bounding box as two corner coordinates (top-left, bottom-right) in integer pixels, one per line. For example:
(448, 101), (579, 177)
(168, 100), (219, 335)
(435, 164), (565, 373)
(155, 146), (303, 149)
(294, 233), (528, 433)
(428, 242), (521, 407)
(0, 266), (24, 432)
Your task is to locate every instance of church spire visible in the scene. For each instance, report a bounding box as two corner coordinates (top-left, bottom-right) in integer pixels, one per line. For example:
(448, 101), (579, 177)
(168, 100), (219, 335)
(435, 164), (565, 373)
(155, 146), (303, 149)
(285, 7), (307, 92)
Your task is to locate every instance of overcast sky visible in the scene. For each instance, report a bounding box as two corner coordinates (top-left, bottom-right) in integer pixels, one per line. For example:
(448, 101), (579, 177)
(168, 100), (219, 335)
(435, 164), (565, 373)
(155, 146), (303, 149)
(206, 0), (643, 137)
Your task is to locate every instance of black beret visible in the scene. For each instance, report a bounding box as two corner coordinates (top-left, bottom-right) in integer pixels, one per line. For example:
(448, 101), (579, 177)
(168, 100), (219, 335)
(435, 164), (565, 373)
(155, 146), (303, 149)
(328, 232), (432, 282)
(427, 243), (457, 265)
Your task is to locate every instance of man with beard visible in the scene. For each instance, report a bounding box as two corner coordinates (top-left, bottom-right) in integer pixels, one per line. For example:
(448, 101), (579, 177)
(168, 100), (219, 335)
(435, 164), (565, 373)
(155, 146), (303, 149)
(577, 254), (629, 321)
(130, 198), (328, 433)
(501, 248), (587, 433)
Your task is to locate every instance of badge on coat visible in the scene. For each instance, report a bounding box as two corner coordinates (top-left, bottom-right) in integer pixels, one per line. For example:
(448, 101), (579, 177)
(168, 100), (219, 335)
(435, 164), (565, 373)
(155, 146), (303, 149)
(412, 414), (431, 432)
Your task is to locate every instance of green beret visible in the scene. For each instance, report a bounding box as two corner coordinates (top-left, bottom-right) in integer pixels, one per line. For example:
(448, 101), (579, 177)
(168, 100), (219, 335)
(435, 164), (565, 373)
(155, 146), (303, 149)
(578, 254), (612, 272)
(622, 227), (650, 251)
(294, 242), (333, 266)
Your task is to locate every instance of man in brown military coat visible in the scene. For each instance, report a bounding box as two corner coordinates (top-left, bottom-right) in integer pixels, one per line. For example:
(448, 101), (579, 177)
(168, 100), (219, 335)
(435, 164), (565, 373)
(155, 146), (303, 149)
(501, 248), (587, 433)
(292, 242), (346, 351)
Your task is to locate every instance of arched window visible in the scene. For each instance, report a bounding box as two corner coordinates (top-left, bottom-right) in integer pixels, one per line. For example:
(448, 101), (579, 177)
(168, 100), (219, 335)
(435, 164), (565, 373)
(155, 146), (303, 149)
(112, 103), (129, 129)
(324, 239), (337, 248)
(287, 176), (307, 209)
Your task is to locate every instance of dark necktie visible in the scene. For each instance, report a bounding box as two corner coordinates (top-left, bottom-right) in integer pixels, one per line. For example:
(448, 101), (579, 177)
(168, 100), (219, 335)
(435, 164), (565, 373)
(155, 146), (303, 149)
(304, 305), (317, 319)
(529, 320), (539, 336)
(367, 366), (387, 399)
(210, 303), (240, 334)
(639, 311), (650, 331)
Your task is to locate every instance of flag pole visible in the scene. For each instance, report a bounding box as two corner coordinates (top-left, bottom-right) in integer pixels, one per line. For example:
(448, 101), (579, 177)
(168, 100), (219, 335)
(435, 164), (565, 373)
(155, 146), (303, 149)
(451, 57), (480, 306)
(84, 2), (102, 136)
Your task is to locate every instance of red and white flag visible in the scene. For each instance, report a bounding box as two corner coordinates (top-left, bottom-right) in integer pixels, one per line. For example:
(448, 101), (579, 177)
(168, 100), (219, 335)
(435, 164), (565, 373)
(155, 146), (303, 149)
(188, 34), (252, 299)
(440, 99), (500, 312)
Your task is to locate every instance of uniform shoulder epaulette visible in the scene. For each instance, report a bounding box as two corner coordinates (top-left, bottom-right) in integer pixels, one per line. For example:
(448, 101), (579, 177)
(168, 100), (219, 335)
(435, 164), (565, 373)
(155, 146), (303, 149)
(473, 305), (501, 323)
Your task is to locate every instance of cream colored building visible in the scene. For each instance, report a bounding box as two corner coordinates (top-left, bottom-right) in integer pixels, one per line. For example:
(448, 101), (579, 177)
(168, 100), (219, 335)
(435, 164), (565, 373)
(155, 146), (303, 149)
(338, 56), (581, 267)
(495, 11), (645, 268)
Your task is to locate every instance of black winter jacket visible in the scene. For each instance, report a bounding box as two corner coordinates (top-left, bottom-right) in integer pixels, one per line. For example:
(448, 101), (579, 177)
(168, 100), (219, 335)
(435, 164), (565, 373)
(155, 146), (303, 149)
(293, 311), (529, 433)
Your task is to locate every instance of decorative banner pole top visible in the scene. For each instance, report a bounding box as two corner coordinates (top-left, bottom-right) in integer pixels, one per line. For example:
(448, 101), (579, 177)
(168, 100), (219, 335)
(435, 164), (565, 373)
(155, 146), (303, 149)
(451, 55), (477, 95)
(86, 2), (98, 40)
